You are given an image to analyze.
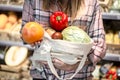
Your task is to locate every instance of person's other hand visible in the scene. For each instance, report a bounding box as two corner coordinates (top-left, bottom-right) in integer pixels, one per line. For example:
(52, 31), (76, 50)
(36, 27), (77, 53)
(52, 58), (79, 71)
(37, 58), (90, 71)
(39, 58), (79, 71)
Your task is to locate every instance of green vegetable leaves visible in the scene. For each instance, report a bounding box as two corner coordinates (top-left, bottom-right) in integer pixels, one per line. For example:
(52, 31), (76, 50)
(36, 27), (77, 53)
(62, 26), (91, 43)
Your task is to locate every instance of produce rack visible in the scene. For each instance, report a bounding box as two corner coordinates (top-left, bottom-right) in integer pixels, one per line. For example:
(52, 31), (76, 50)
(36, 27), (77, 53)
(102, 12), (120, 20)
(0, 4), (23, 12)
(0, 40), (34, 50)
(1, 4), (120, 20)
(0, 60), (32, 80)
(103, 53), (120, 62)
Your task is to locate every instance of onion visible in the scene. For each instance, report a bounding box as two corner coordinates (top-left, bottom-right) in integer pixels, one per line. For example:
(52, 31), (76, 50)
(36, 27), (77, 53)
(52, 32), (63, 39)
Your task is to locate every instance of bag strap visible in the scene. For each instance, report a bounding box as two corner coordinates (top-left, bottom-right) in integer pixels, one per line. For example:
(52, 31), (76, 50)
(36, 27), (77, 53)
(43, 31), (88, 79)
(46, 46), (87, 80)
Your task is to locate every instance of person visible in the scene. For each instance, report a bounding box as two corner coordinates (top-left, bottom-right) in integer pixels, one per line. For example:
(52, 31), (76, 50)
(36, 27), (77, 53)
(21, 0), (106, 80)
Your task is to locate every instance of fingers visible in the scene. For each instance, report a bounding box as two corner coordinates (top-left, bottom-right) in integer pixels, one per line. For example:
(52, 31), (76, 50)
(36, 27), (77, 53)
(52, 58), (68, 70)
(30, 43), (35, 47)
(30, 40), (42, 47)
(35, 59), (76, 71)
(52, 58), (78, 71)
(53, 59), (64, 66)
(36, 60), (48, 66)
(40, 61), (48, 65)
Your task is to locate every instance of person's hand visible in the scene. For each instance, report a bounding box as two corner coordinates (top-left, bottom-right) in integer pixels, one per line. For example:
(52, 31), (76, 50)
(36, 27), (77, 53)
(20, 33), (43, 47)
(30, 40), (43, 47)
(39, 58), (79, 71)
(30, 41), (41, 47)
(52, 58), (79, 71)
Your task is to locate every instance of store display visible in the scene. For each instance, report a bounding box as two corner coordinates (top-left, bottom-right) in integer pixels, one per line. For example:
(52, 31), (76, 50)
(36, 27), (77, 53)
(4, 46), (28, 67)
(0, 12), (22, 42)
(9, 0), (24, 5)
(117, 67), (120, 79)
(105, 31), (120, 53)
(99, 0), (114, 12)
(99, 63), (113, 79)
(93, 62), (120, 80)
(0, 0), (120, 80)
(105, 66), (117, 80)
(0, 0), (24, 5)
(111, 0), (120, 10)
(0, 59), (32, 80)
(0, 0), (8, 4)
(8, 11), (18, 24)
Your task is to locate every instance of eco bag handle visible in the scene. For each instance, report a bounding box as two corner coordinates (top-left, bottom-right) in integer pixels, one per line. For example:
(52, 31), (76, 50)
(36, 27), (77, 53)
(46, 45), (87, 80)
(41, 31), (88, 80)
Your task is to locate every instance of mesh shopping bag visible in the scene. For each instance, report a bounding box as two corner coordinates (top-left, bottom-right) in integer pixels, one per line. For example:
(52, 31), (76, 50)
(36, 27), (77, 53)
(31, 31), (93, 80)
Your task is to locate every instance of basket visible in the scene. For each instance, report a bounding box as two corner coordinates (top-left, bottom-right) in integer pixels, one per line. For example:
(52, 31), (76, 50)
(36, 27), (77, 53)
(31, 31), (93, 80)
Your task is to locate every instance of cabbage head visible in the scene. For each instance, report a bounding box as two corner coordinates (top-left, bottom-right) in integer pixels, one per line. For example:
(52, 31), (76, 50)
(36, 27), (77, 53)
(61, 26), (91, 43)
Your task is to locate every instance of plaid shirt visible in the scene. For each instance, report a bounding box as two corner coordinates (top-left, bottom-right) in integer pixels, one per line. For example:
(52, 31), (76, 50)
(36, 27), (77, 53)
(21, 0), (106, 80)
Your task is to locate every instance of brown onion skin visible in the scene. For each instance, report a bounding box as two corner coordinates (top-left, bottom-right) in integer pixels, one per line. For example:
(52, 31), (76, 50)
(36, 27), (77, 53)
(52, 32), (63, 39)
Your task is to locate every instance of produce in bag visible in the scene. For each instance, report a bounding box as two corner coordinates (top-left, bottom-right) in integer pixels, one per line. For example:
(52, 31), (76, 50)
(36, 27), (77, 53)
(31, 25), (93, 80)
(62, 26), (91, 43)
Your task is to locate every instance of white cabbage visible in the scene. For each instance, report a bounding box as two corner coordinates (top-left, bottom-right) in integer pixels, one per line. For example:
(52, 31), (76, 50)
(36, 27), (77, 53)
(62, 26), (91, 43)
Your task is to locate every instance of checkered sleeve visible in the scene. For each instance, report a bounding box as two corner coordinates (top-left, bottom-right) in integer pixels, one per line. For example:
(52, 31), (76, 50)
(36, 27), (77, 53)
(88, 0), (106, 65)
(21, 0), (34, 27)
(20, 0), (34, 44)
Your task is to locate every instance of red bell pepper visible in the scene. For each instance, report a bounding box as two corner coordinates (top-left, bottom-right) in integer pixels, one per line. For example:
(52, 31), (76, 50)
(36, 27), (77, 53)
(50, 11), (68, 31)
(106, 67), (117, 80)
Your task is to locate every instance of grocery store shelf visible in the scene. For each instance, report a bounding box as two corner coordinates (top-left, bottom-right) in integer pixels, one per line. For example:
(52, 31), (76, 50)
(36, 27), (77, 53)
(102, 13), (120, 20)
(0, 4), (120, 20)
(0, 41), (34, 50)
(0, 41), (120, 61)
(0, 4), (23, 12)
(103, 53), (120, 62)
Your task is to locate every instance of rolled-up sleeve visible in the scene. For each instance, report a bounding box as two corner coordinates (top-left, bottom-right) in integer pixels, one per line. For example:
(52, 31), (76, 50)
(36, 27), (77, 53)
(88, 0), (106, 65)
